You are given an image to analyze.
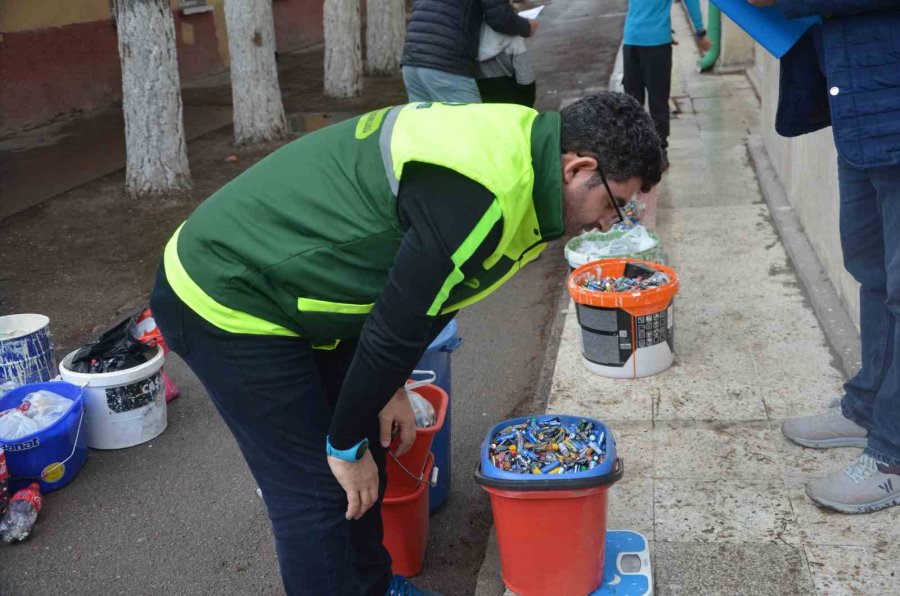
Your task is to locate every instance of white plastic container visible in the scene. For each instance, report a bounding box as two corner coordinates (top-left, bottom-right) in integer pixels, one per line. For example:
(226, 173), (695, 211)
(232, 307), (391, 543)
(58, 346), (167, 449)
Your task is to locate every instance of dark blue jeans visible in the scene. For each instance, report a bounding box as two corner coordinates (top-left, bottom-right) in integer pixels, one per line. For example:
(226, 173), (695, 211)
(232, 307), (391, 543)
(150, 271), (392, 596)
(839, 155), (900, 466)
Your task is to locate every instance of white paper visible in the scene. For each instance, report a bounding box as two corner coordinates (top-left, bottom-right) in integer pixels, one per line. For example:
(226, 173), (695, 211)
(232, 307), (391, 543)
(518, 6), (544, 20)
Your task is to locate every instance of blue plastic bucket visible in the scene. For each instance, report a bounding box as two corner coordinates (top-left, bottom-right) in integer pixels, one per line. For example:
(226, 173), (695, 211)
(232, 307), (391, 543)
(478, 414), (618, 483)
(0, 381), (88, 493)
(416, 320), (462, 513)
(1, 314), (56, 386)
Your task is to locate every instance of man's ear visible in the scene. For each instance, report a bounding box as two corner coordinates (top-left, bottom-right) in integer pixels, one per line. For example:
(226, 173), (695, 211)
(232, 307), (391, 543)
(561, 152), (598, 184)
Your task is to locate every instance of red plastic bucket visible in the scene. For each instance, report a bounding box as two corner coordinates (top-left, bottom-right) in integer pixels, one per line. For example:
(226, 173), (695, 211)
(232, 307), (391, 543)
(385, 383), (447, 498)
(475, 459), (623, 596)
(382, 456), (434, 577)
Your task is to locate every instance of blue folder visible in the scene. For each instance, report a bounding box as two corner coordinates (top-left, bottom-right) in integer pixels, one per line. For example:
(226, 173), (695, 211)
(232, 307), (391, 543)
(711, 0), (821, 58)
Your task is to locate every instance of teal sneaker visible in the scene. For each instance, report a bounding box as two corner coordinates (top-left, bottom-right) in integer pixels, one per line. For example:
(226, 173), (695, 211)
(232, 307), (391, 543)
(386, 574), (442, 596)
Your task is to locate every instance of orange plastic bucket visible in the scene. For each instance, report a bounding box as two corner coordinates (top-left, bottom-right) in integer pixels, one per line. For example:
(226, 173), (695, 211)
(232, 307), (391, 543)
(385, 383), (447, 498)
(382, 456), (434, 577)
(568, 259), (679, 379)
(474, 460), (624, 596)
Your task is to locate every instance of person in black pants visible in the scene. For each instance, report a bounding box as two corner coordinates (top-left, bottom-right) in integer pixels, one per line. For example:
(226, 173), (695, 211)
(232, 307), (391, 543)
(621, 0), (710, 161)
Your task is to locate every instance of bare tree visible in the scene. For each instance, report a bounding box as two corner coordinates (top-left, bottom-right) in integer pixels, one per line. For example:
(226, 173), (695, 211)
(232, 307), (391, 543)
(324, 0), (362, 97)
(224, 0), (287, 145)
(113, 0), (191, 197)
(366, 0), (405, 76)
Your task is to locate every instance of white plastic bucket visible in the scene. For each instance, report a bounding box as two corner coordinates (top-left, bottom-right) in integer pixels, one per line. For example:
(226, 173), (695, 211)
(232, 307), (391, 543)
(58, 346), (167, 449)
(1, 314), (56, 386)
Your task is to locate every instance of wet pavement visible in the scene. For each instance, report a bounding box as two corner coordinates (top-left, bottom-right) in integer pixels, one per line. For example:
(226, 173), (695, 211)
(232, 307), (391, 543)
(477, 6), (900, 595)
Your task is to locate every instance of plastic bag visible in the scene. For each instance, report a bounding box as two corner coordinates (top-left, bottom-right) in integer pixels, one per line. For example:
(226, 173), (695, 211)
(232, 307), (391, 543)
(406, 371), (437, 428)
(0, 411), (40, 440)
(407, 389), (436, 428)
(18, 391), (73, 427)
(69, 313), (156, 374)
(0, 382), (18, 398)
(577, 225), (657, 258)
(565, 224), (667, 266)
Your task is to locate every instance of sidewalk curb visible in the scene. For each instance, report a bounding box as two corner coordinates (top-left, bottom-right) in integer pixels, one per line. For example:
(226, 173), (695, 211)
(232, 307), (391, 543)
(747, 134), (861, 378)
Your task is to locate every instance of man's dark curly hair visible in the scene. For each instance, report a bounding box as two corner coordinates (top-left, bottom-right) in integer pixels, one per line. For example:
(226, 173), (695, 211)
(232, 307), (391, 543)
(560, 92), (663, 192)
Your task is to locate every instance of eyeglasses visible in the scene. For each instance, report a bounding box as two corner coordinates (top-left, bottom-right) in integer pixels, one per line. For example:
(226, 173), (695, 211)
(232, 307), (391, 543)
(577, 152), (626, 226)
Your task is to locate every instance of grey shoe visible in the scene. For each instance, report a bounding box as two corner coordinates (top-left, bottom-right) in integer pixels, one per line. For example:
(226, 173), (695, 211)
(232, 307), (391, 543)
(781, 407), (867, 448)
(805, 453), (900, 513)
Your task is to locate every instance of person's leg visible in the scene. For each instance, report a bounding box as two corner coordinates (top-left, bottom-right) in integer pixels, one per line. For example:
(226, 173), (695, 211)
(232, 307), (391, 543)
(864, 163), (900, 467)
(641, 44), (673, 149)
(476, 76), (519, 104)
(838, 156), (890, 433)
(402, 66), (480, 103)
(419, 67), (482, 103)
(802, 158), (900, 513)
(402, 66), (429, 102)
(315, 341), (393, 595)
(150, 274), (391, 595)
(621, 45), (645, 108)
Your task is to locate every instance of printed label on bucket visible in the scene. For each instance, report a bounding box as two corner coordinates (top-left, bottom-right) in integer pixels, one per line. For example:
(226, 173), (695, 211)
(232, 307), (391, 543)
(41, 462), (65, 483)
(105, 372), (163, 414)
(1, 437), (40, 452)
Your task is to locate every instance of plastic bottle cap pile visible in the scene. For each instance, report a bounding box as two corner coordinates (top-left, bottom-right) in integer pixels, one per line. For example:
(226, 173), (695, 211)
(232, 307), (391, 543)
(489, 417), (607, 474)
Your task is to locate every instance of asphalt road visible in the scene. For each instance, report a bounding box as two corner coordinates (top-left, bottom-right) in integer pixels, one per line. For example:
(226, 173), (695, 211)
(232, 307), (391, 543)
(0, 1), (626, 593)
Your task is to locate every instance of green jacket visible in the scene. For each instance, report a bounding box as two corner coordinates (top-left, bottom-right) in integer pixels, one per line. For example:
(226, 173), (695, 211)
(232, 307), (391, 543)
(164, 102), (564, 346)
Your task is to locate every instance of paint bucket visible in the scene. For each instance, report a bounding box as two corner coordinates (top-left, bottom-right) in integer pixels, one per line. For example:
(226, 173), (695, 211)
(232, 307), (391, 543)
(58, 346), (167, 449)
(0, 315), (56, 387)
(415, 320), (462, 513)
(474, 415), (623, 596)
(0, 381), (88, 493)
(382, 456), (435, 578)
(568, 259), (679, 378)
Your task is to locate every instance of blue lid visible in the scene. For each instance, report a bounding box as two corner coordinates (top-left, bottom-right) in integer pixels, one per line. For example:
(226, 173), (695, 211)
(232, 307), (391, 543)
(425, 320), (462, 354)
(479, 414), (618, 482)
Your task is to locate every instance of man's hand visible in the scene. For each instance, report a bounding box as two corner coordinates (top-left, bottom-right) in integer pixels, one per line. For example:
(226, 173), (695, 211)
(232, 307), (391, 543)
(328, 451), (379, 520)
(379, 387), (417, 456)
(697, 35), (713, 52)
(529, 20), (539, 36)
(748, 0), (778, 6)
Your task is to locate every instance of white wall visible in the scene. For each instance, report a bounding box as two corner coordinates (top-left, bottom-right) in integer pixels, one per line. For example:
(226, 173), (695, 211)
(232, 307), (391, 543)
(752, 44), (860, 328)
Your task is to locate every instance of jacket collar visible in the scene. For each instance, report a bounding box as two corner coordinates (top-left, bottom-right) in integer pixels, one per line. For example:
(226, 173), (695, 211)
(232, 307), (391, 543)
(530, 112), (565, 241)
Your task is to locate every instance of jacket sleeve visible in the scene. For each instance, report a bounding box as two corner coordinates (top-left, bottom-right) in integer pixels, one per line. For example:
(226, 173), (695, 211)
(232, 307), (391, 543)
(684, 0), (706, 33)
(327, 162), (501, 450)
(778, 0), (897, 18)
(481, 0), (533, 38)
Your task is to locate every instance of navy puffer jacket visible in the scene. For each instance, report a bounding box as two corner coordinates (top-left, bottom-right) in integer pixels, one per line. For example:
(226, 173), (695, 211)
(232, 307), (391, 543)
(401, 0), (532, 78)
(776, 0), (900, 167)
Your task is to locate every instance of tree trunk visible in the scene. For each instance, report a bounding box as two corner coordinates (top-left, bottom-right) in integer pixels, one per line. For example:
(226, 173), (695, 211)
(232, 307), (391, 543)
(366, 0), (405, 76)
(224, 0), (287, 145)
(113, 0), (191, 197)
(324, 0), (362, 97)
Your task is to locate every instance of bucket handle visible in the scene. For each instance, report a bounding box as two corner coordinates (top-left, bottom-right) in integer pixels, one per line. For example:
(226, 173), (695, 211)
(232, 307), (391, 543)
(388, 451), (438, 487)
(8, 406), (85, 484)
(406, 370), (436, 392)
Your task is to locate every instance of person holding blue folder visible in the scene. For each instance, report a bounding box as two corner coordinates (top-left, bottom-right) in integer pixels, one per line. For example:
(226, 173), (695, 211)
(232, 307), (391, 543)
(760, 0), (900, 514)
(622, 1), (712, 164)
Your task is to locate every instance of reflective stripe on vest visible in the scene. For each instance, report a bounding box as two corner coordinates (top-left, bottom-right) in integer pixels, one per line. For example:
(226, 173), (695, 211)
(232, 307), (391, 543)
(164, 225), (300, 337)
(382, 103), (544, 314)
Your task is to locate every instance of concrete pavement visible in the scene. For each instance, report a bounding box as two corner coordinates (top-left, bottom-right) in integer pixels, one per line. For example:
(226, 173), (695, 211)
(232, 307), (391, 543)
(477, 6), (900, 596)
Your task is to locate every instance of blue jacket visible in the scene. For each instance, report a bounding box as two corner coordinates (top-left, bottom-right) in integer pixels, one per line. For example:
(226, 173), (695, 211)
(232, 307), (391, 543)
(624, 0), (705, 46)
(776, 0), (900, 167)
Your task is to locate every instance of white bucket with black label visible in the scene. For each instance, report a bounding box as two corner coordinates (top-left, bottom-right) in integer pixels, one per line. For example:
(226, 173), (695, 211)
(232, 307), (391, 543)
(58, 346), (167, 449)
